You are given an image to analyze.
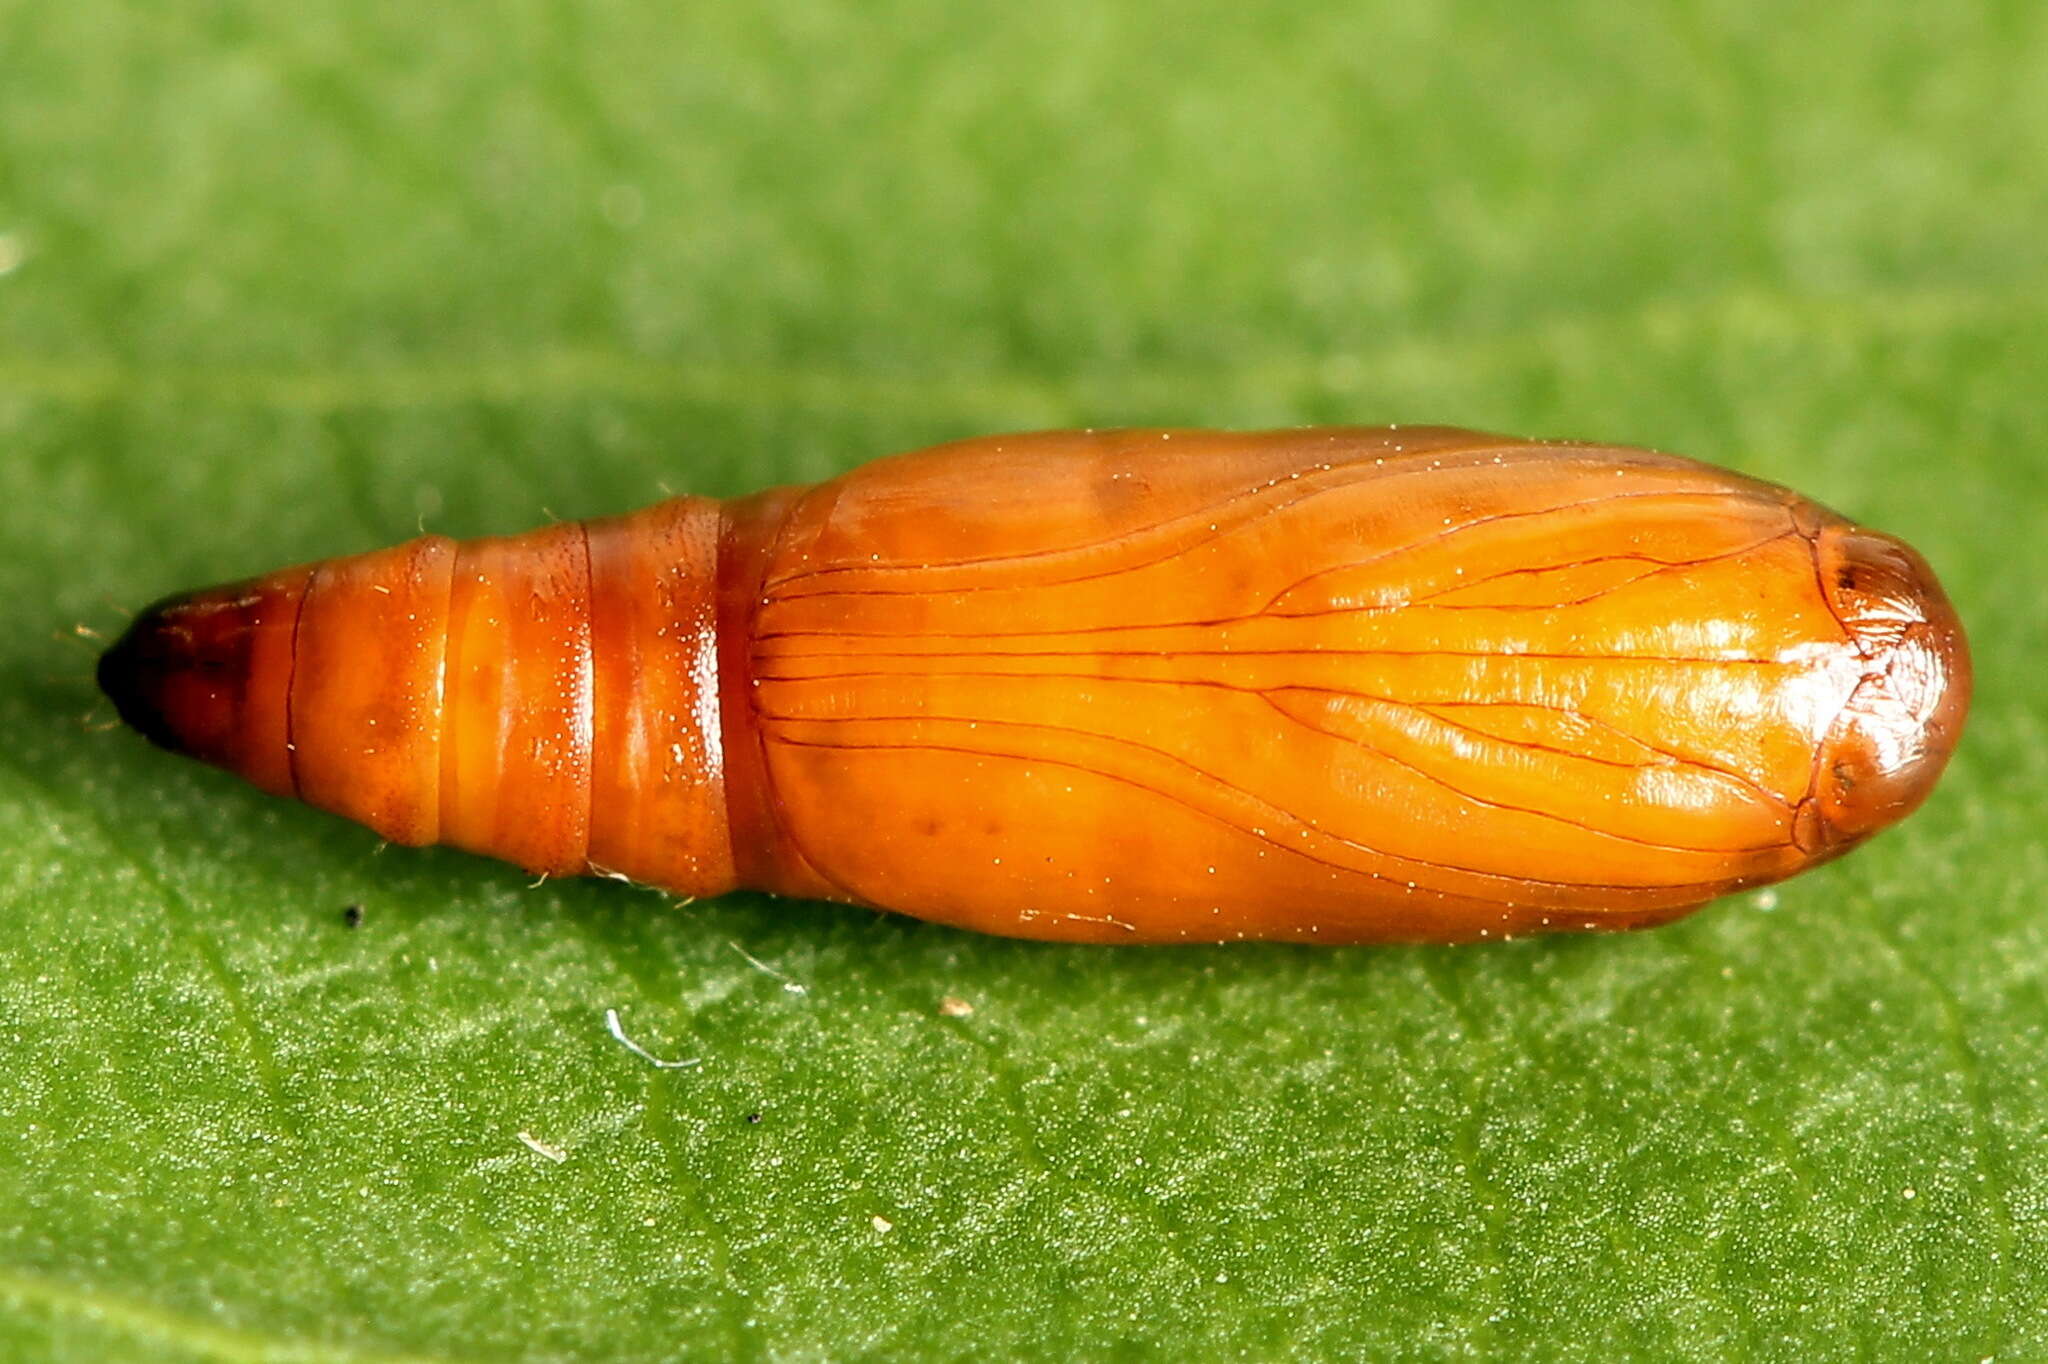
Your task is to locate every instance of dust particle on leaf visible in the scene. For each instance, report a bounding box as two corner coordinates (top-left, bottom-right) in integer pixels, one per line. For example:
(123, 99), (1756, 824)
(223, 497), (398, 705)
(516, 1131), (567, 1163)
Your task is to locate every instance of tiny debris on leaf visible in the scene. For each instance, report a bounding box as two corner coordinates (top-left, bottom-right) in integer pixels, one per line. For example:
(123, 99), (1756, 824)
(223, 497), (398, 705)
(516, 1131), (567, 1163)
(938, 996), (975, 1018)
(342, 903), (364, 928)
(729, 940), (807, 994)
(605, 1007), (701, 1070)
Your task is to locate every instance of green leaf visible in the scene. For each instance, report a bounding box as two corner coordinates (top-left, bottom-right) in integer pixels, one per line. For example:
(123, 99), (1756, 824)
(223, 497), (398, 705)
(2, 2), (2043, 1358)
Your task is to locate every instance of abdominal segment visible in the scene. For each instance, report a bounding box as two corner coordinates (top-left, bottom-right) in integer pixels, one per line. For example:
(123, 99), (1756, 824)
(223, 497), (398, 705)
(742, 428), (1862, 943)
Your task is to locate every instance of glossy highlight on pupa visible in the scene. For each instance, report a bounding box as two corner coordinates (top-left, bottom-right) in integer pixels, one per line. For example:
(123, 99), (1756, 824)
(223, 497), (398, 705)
(98, 427), (1970, 943)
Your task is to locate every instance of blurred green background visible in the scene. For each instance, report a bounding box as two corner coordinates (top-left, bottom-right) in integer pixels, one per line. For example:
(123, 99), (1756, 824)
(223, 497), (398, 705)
(1, 2), (2043, 1359)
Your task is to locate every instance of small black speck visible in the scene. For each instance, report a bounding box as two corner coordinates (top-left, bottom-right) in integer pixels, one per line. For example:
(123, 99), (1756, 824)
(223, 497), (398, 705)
(342, 904), (364, 928)
(1835, 567), (1857, 590)
(744, 1112), (762, 1124)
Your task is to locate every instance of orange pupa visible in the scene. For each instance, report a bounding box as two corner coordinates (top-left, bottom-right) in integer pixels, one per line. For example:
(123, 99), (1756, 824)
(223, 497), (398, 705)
(99, 427), (1970, 944)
